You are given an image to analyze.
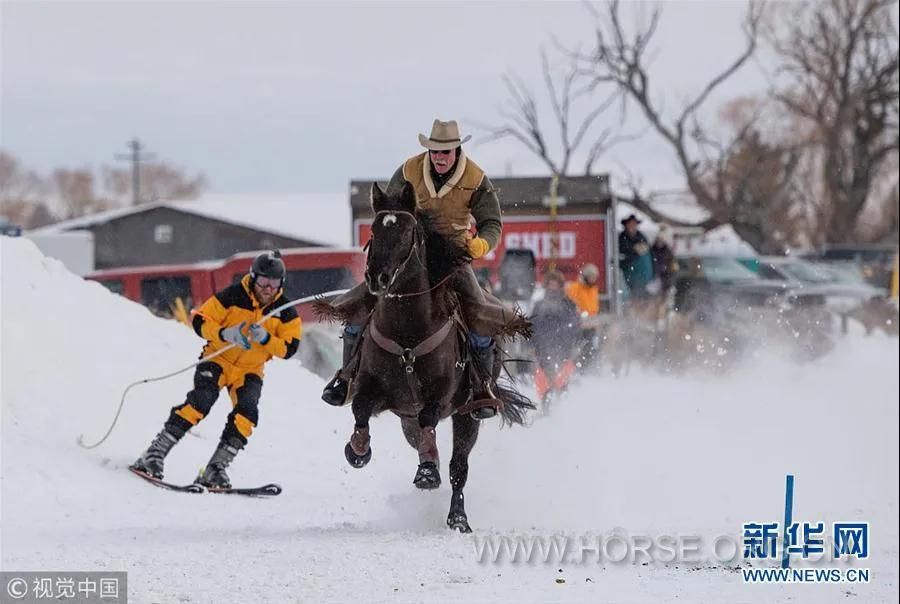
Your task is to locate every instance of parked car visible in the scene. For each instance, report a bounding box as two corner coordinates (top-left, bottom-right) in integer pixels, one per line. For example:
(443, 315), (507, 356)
(756, 256), (885, 314)
(813, 260), (898, 335)
(674, 256), (832, 356)
(674, 256), (827, 319)
(0, 217), (23, 237)
(823, 260), (889, 290)
(814, 243), (899, 290)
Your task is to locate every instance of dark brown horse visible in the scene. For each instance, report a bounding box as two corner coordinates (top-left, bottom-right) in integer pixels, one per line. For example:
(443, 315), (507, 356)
(323, 181), (533, 533)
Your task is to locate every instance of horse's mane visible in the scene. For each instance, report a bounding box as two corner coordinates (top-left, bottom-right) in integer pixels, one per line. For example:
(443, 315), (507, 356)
(416, 212), (472, 287)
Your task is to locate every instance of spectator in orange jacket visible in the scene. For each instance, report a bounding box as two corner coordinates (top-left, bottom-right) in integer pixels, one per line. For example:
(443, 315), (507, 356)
(565, 263), (601, 370)
(565, 263), (600, 316)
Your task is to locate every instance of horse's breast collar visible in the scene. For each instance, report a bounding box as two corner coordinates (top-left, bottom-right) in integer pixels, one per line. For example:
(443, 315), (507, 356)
(368, 319), (454, 374)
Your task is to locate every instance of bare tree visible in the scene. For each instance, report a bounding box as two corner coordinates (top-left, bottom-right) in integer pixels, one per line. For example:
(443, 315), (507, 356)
(25, 202), (58, 229)
(768, 0), (899, 244)
(572, 0), (810, 252)
(476, 49), (638, 176)
(1, 149), (208, 226)
(53, 168), (118, 219)
(139, 162), (207, 202)
(101, 164), (132, 202)
(0, 151), (58, 228)
(871, 180), (900, 242)
(854, 152), (900, 242)
(0, 150), (46, 204)
(102, 162), (206, 204)
(718, 127), (808, 253)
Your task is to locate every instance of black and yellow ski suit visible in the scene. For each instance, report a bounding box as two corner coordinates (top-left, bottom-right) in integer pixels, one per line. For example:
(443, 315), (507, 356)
(165, 275), (302, 446)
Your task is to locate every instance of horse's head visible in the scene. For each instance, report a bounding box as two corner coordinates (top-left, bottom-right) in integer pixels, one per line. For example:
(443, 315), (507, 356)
(365, 181), (422, 296)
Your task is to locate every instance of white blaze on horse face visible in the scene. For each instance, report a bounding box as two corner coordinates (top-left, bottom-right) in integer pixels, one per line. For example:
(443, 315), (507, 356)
(382, 214), (398, 227)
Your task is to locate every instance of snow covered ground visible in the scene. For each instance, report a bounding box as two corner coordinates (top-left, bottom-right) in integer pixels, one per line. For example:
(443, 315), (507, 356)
(2, 237), (898, 603)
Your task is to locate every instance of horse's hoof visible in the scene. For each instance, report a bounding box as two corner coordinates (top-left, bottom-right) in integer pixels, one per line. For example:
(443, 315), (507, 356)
(470, 406), (497, 420)
(344, 442), (372, 468)
(413, 461), (441, 490)
(322, 377), (349, 406)
(447, 512), (472, 533)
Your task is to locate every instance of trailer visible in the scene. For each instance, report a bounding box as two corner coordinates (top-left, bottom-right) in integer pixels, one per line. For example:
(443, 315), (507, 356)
(23, 230), (95, 276)
(349, 174), (618, 313)
(85, 247), (366, 322)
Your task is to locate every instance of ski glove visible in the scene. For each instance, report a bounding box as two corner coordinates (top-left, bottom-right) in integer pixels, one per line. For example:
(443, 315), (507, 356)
(220, 322), (251, 350)
(248, 323), (270, 345)
(467, 236), (490, 259)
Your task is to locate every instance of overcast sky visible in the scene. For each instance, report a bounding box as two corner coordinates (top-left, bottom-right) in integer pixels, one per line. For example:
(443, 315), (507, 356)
(1, 1), (768, 197)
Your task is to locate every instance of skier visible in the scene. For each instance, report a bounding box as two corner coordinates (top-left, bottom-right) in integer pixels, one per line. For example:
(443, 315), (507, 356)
(130, 251), (302, 489)
(531, 270), (581, 404)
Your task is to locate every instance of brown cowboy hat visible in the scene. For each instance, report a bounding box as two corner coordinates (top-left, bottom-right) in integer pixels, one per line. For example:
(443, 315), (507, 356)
(418, 119), (472, 151)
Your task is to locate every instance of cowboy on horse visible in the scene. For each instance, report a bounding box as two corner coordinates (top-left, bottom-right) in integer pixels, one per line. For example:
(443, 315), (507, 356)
(315, 166), (533, 532)
(321, 119), (518, 418)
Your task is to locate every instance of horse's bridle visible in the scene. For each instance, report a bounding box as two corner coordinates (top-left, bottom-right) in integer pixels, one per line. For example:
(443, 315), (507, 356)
(368, 210), (441, 299)
(364, 209), (461, 407)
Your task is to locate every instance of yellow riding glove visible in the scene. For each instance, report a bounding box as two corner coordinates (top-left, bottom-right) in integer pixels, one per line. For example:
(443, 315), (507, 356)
(467, 236), (490, 259)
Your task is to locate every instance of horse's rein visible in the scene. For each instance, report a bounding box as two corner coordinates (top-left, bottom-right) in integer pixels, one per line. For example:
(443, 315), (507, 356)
(370, 210), (442, 299)
(386, 273), (454, 300)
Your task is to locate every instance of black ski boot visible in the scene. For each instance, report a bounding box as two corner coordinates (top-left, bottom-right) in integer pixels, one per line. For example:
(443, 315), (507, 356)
(130, 427), (184, 479)
(195, 436), (243, 489)
(469, 344), (501, 420)
(322, 328), (359, 406)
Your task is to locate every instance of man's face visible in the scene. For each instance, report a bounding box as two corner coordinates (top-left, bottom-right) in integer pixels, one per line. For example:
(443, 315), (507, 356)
(253, 276), (281, 305)
(429, 148), (457, 174)
(625, 220), (639, 236)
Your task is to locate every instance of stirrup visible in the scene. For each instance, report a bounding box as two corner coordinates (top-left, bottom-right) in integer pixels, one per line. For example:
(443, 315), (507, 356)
(457, 396), (502, 420)
(470, 405), (498, 420)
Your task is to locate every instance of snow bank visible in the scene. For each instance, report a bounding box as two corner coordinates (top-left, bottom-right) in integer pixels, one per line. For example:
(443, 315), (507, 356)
(2, 237), (897, 603)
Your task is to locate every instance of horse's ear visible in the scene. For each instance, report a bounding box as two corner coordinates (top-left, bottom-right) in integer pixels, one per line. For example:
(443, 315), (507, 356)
(399, 181), (416, 213)
(370, 182), (386, 212)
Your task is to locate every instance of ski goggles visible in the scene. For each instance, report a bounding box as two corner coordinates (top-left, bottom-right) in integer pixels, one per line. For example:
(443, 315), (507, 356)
(255, 276), (282, 290)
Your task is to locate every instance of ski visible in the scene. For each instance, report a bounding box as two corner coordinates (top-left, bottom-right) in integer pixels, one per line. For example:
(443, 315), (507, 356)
(204, 483), (283, 497)
(129, 466), (281, 497)
(128, 466), (205, 493)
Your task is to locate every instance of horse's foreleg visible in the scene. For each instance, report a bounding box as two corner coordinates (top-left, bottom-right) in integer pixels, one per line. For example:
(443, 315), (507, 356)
(412, 404), (441, 490)
(400, 417), (419, 450)
(447, 412), (480, 533)
(345, 393), (375, 468)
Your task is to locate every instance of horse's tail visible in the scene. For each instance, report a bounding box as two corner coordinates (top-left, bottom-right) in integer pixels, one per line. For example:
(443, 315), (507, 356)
(495, 379), (536, 426)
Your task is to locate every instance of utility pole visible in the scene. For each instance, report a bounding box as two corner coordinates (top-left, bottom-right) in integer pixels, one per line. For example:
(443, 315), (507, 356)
(547, 174), (560, 272)
(115, 138), (155, 206)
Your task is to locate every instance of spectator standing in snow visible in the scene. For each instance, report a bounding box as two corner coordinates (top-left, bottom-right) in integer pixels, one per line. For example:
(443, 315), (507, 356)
(565, 262), (601, 370)
(619, 214), (653, 301)
(651, 225), (678, 297)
